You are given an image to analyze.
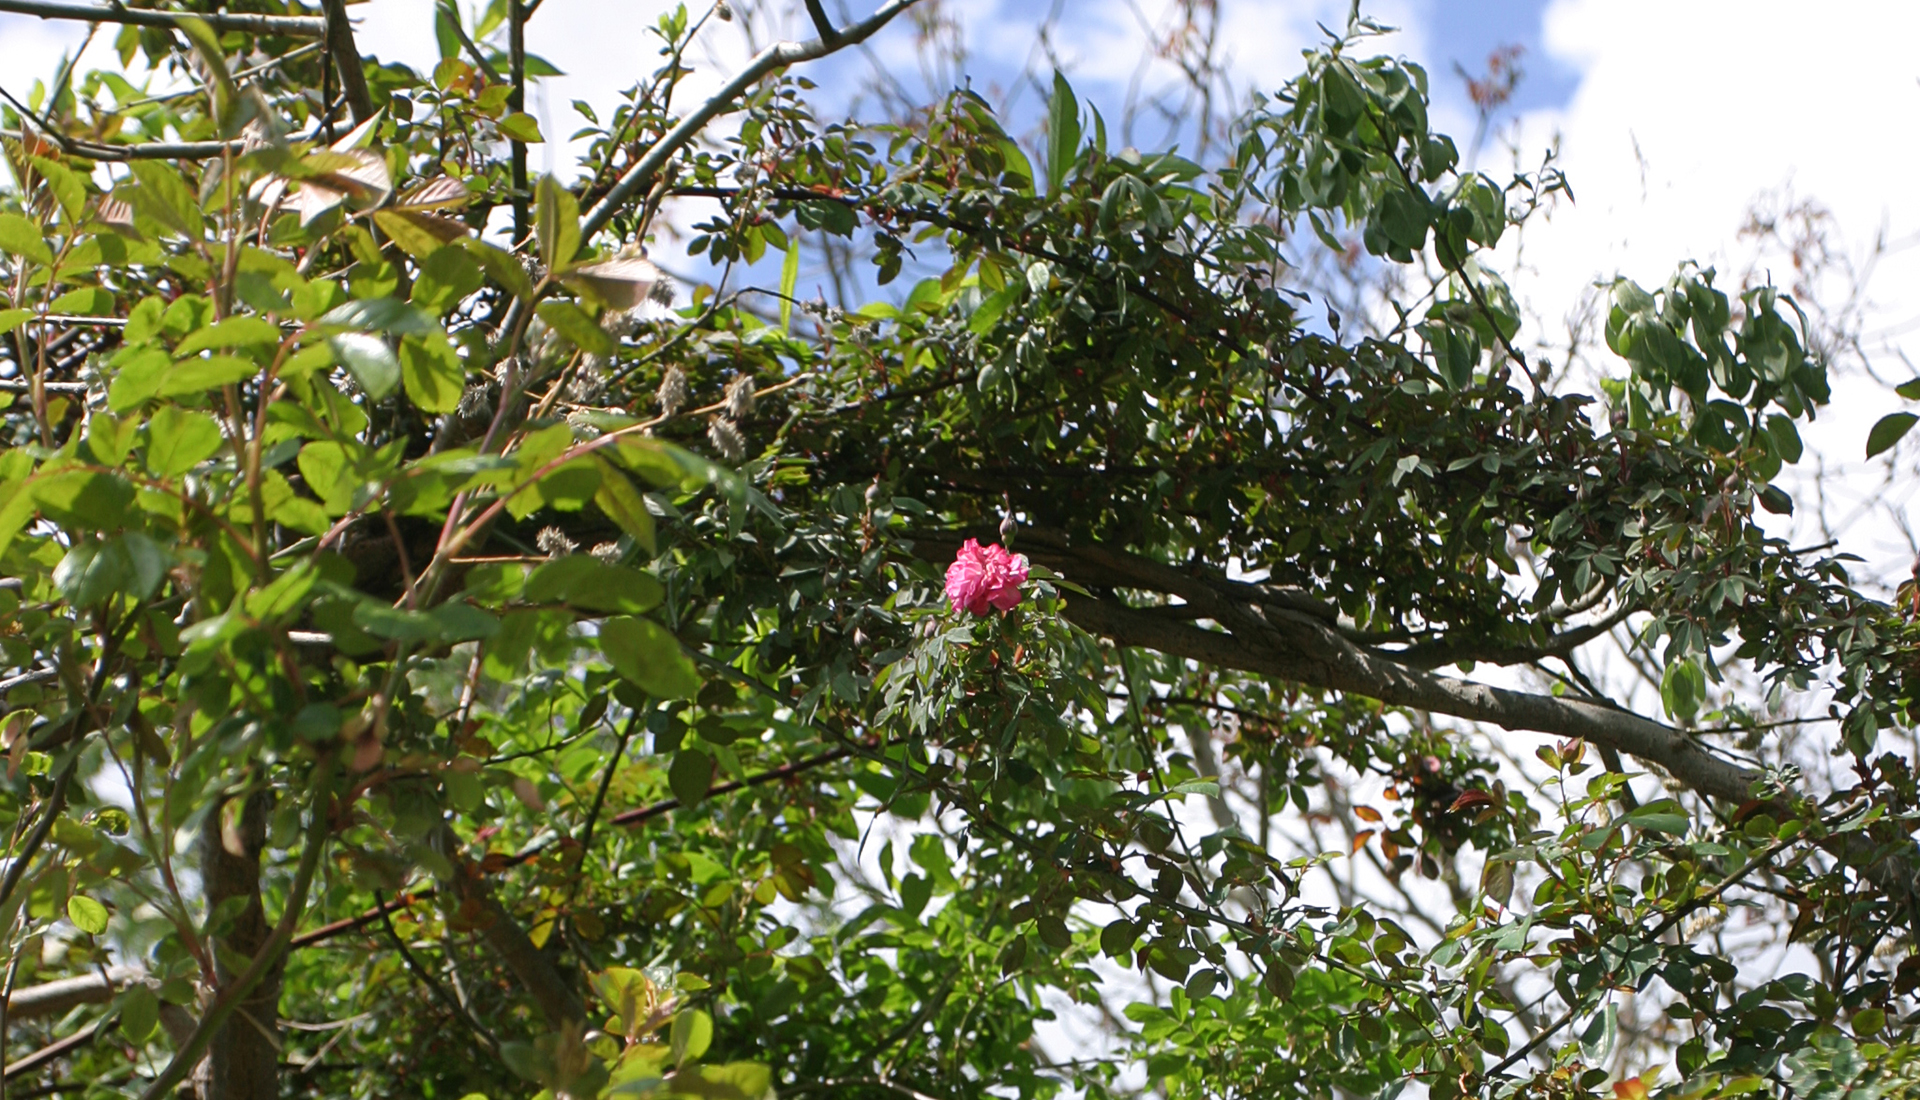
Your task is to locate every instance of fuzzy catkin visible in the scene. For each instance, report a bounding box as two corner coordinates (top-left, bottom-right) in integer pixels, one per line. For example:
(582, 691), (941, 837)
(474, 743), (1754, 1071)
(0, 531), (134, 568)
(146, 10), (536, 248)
(657, 366), (689, 417)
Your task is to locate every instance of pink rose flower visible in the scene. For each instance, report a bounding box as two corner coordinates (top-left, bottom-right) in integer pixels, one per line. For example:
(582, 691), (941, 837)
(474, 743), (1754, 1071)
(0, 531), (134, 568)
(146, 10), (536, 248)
(945, 539), (1029, 616)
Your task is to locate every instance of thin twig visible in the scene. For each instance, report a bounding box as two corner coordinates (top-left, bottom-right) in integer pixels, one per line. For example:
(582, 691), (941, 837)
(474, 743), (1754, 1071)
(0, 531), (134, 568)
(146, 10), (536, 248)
(0, 0), (324, 36)
(374, 891), (499, 1055)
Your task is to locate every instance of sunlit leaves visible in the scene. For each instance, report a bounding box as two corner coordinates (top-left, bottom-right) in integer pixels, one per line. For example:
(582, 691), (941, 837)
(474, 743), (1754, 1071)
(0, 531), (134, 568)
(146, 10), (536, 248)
(536, 174), (581, 273)
(145, 405), (225, 476)
(599, 616), (700, 699)
(0, 213), (52, 265)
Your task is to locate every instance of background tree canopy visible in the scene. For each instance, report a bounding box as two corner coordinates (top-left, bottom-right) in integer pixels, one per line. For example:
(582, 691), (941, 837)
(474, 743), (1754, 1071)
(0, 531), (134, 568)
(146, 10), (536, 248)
(0, 1), (1917, 1098)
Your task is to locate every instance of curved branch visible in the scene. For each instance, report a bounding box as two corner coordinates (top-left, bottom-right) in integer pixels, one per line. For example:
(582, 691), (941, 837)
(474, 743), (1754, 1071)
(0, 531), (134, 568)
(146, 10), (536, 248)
(1380, 603), (1633, 670)
(579, 0), (922, 241)
(1057, 590), (1762, 804)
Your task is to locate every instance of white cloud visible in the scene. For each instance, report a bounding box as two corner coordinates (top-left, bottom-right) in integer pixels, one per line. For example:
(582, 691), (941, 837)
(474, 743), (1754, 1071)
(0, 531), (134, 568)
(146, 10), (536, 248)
(1487, 0), (1920, 574)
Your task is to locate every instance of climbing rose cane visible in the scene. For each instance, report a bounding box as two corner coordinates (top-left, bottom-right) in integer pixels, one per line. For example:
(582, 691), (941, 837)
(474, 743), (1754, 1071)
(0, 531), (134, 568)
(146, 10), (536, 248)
(945, 539), (1029, 615)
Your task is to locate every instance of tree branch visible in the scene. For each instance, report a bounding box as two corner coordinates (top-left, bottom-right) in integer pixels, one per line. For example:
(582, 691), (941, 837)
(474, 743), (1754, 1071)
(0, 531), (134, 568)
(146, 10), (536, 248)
(579, 0), (922, 241)
(1057, 587), (1761, 802)
(0, 0), (325, 37)
(319, 0), (375, 124)
(428, 824), (584, 1028)
(1, 1020), (103, 1082)
(802, 0), (843, 44)
(2, 968), (142, 1021)
(137, 764), (334, 1100)
(375, 891), (499, 1055)
(608, 746), (854, 828)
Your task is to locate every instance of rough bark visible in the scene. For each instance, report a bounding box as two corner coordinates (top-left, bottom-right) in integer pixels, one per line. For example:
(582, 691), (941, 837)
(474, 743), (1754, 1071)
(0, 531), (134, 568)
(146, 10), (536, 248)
(199, 792), (279, 1100)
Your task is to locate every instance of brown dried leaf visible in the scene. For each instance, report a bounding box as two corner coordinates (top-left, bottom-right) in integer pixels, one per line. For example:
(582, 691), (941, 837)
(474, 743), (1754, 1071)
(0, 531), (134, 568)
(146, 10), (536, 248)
(396, 175), (470, 212)
(567, 255), (662, 310)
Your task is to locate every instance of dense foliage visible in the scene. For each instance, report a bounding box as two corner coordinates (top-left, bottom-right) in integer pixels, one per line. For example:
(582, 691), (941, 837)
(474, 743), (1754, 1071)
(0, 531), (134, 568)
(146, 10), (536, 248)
(2, 3), (1919, 1100)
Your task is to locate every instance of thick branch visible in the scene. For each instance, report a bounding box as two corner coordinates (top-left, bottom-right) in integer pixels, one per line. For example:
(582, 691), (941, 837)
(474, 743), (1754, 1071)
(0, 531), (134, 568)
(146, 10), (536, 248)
(0, 0), (325, 36)
(320, 0), (375, 123)
(138, 767), (333, 1100)
(3, 968), (141, 1021)
(1059, 592), (1761, 803)
(579, 0), (921, 240)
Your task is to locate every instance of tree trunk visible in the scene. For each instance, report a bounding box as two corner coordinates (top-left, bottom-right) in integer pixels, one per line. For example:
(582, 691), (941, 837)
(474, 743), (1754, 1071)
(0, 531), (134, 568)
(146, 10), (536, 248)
(198, 792), (280, 1100)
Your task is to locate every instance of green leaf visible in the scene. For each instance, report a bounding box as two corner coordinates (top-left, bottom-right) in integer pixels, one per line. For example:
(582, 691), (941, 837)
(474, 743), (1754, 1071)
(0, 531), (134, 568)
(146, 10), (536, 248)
(535, 175), (581, 273)
(461, 238), (534, 300)
(427, 600), (499, 642)
(1765, 413), (1803, 463)
(400, 331), (466, 413)
(126, 161), (204, 236)
(670, 1009), (713, 1066)
(536, 300), (613, 356)
(669, 748), (713, 809)
(413, 246), (484, 314)
(600, 615), (700, 698)
(30, 156), (86, 222)
(1627, 800), (1692, 835)
(779, 240), (800, 331)
(0, 213), (53, 266)
(0, 308), (32, 337)
(146, 405), (226, 476)
(49, 287), (114, 316)
(321, 298), (438, 336)
(1481, 858), (1514, 907)
(67, 894), (110, 935)
(119, 983), (160, 1042)
(1579, 1002), (1617, 1064)
(35, 470), (135, 528)
(369, 210), (432, 260)
(160, 355), (258, 397)
(352, 601), (442, 643)
(1099, 919), (1138, 958)
(329, 333), (401, 399)
(525, 555), (662, 613)
(1866, 412), (1916, 459)
(669, 1063), (774, 1100)
(1046, 71), (1082, 195)
(498, 112), (544, 143)
(173, 316), (281, 357)
(591, 457), (657, 553)
(1895, 378), (1920, 401)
